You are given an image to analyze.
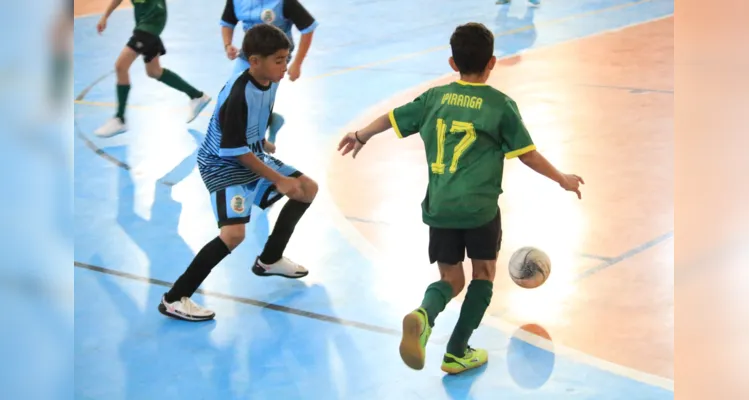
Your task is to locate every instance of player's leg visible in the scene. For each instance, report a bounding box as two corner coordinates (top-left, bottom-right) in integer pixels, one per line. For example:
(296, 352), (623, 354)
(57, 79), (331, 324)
(441, 211), (501, 374)
(250, 158), (318, 278)
(158, 185), (251, 321)
(399, 227), (466, 370)
(93, 45), (138, 137)
(140, 32), (211, 123)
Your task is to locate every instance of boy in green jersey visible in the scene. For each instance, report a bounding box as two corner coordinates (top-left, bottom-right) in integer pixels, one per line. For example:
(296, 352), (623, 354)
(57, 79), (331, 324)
(94, 0), (212, 137)
(338, 22), (584, 374)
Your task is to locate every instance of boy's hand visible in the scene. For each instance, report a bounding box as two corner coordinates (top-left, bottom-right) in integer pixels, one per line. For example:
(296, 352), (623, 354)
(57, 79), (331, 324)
(225, 44), (238, 60)
(276, 177), (302, 198)
(97, 17), (107, 34)
(560, 174), (585, 199)
(337, 131), (365, 158)
(287, 61), (301, 81)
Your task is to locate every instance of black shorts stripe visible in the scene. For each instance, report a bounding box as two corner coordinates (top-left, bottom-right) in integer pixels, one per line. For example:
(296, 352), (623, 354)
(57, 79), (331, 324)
(258, 171), (303, 209)
(215, 189), (228, 221)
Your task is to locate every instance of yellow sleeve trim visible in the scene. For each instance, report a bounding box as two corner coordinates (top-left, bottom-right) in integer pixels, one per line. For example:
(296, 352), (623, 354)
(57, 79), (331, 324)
(388, 110), (404, 138)
(505, 144), (536, 159)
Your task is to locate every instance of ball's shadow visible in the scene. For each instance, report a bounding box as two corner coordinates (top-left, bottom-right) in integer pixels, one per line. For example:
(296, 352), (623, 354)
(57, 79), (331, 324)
(507, 323), (556, 389)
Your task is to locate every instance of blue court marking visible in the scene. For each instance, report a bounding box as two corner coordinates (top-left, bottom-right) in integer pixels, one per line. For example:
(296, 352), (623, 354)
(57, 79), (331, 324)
(575, 231), (674, 281)
(73, 0), (674, 398)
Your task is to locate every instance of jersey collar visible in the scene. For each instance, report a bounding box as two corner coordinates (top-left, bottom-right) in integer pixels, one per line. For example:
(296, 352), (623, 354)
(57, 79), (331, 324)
(246, 71), (272, 91)
(456, 80), (488, 86)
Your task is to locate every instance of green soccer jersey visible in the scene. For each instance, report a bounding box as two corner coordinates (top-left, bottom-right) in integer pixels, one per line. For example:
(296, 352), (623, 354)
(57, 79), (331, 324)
(389, 80), (536, 229)
(132, 0), (167, 36)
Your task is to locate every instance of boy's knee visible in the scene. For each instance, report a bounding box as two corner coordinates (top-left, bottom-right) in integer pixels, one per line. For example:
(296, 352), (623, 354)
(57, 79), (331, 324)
(114, 59), (129, 75)
(471, 259), (497, 282)
(219, 225), (245, 250)
(299, 176), (318, 203)
(145, 66), (163, 79)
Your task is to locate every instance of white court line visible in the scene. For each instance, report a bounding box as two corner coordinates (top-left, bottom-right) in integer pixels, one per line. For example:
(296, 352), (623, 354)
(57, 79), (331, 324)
(322, 14), (675, 392)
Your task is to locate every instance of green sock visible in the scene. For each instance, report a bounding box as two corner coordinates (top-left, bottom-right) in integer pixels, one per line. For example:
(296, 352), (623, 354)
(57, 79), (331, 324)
(157, 69), (203, 99)
(446, 279), (493, 357)
(420, 280), (454, 327)
(116, 84), (131, 122)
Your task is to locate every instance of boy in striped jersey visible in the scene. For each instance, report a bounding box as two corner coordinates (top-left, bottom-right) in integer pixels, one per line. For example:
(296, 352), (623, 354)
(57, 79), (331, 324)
(159, 24), (317, 322)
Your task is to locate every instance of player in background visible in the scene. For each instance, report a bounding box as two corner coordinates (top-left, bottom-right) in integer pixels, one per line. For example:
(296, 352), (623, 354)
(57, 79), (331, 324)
(338, 22), (583, 374)
(497, 0), (540, 6)
(220, 0), (318, 144)
(159, 24), (318, 322)
(94, 0), (212, 138)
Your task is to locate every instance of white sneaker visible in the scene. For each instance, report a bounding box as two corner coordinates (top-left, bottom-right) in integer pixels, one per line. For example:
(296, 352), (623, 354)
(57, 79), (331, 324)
(187, 94), (212, 123)
(158, 294), (215, 321)
(94, 117), (127, 138)
(252, 256), (309, 279)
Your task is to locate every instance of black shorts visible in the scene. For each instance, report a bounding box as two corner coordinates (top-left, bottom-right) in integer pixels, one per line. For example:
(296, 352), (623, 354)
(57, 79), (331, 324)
(428, 211), (502, 264)
(126, 30), (166, 63)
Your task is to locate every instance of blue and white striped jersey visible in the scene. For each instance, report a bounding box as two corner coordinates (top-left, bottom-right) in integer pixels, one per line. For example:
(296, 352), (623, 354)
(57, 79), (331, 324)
(197, 71), (279, 193)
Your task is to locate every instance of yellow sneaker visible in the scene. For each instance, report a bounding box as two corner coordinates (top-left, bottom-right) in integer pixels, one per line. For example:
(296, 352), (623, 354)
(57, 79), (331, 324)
(441, 346), (488, 374)
(399, 308), (432, 370)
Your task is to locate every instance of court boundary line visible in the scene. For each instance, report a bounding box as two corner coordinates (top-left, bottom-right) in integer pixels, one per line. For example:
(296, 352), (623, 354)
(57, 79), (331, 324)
(74, 261), (403, 335)
(74, 118), (131, 170)
(575, 230), (673, 281)
(323, 14), (674, 392)
(76, 71), (114, 101)
(574, 83), (674, 94)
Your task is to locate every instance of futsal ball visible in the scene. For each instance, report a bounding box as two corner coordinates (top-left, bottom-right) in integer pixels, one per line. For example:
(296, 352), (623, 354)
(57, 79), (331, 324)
(508, 247), (551, 289)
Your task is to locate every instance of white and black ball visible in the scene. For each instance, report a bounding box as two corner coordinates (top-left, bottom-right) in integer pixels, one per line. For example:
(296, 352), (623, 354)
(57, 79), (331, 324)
(508, 247), (551, 289)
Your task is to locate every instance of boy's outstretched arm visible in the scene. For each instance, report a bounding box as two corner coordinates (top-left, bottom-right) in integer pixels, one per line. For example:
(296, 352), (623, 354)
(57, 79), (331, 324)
(518, 150), (585, 199)
(338, 113), (392, 158)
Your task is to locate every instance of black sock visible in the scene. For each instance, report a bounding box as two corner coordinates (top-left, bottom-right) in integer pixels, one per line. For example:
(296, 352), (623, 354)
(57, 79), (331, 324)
(258, 199), (311, 264)
(165, 236), (230, 302)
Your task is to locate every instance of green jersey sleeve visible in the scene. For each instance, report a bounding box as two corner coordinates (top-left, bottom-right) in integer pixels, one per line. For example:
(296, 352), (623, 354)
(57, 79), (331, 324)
(388, 90), (430, 139)
(500, 99), (536, 158)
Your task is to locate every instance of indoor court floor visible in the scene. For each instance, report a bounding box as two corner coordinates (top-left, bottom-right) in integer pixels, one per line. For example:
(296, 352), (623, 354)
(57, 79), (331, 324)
(73, 0), (674, 398)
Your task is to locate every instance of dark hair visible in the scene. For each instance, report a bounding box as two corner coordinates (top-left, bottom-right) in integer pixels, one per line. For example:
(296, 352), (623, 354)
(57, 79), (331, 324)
(449, 23), (494, 75)
(242, 24), (291, 58)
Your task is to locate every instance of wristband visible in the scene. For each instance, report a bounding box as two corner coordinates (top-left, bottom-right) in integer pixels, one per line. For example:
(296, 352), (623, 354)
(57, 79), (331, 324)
(354, 131), (366, 145)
